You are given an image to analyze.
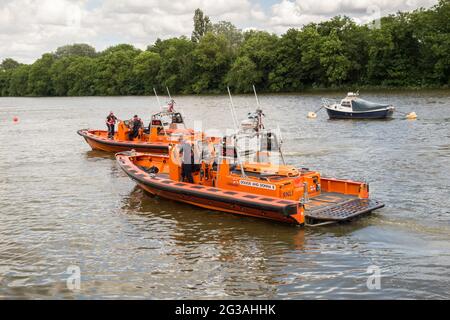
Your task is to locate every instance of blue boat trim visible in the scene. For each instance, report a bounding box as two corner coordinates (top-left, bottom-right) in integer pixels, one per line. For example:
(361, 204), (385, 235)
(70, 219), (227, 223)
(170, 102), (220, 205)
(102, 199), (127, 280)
(325, 107), (394, 119)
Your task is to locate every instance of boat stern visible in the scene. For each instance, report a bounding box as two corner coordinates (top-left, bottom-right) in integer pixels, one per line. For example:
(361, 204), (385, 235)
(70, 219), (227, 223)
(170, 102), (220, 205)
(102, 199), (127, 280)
(304, 176), (384, 226)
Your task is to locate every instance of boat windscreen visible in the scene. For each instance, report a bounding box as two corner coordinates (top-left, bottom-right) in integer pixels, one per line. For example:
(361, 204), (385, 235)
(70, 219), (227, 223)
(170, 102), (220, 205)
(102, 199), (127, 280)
(351, 98), (390, 111)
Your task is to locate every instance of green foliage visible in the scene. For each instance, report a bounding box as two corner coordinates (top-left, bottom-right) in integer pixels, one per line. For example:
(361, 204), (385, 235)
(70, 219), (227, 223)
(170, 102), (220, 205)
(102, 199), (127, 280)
(8, 65), (30, 96)
(55, 44), (96, 59)
(191, 9), (212, 43)
(319, 31), (352, 86)
(150, 37), (195, 93)
(269, 28), (309, 91)
(50, 57), (75, 96)
(133, 51), (161, 95)
(239, 31), (279, 89)
(94, 46), (141, 95)
(192, 33), (233, 93)
(0, 71), (9, 96)
(226, 56), (261, 93)
(1, 58), (21, 71)
(0, 4), (448, 97)
(211, 21), (244, 55)
(27, 53), (55, 96)
(65, 57), (97, 96)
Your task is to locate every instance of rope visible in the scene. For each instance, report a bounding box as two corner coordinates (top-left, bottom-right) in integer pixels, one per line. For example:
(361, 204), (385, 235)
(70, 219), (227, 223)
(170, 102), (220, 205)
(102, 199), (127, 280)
(313, 105), (325, 114)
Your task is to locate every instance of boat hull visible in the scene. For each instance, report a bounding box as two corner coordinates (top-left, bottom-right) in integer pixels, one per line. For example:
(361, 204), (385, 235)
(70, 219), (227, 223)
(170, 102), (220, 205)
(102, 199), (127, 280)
(77, 129), (168, 154)
(326, 108), (394, 119)
(137, 182), (303, 225)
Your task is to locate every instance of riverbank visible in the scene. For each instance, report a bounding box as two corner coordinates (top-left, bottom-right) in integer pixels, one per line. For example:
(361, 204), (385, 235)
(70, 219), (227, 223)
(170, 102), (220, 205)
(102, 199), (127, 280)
(1, 87), (449, 98)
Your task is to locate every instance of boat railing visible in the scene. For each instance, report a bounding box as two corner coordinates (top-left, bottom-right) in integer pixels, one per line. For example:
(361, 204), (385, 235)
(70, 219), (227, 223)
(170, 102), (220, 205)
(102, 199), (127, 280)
(321, 98), (337, 107)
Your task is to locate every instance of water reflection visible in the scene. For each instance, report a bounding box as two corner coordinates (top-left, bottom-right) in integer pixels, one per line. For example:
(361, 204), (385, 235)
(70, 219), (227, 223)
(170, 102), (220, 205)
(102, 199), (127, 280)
(119, 186), (312, 298)
(122, 186), (306, 248)
(85, 150), (115, 160)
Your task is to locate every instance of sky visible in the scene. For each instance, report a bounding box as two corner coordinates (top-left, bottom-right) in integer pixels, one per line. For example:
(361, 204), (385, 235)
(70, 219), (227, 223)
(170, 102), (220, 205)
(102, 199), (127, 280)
(0, 0), (439, 63)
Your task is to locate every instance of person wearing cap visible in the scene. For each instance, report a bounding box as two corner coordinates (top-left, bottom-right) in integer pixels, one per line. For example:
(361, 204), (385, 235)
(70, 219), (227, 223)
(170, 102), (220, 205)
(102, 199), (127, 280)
(106, 111), (118, 139)
(128, 115), (143, 140)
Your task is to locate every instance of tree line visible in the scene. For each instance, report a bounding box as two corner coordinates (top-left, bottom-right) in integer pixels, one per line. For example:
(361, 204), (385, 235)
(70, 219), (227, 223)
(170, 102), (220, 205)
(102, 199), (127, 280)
(0, 1), (448, 97)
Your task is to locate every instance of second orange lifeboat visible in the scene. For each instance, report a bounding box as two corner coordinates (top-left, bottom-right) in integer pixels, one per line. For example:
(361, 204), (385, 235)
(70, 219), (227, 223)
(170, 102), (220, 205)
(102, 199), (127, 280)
(78, 110), (203, 153)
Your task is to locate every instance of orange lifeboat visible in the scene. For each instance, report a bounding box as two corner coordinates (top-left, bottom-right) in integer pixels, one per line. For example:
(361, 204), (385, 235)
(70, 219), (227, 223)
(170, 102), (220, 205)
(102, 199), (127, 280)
(78, 109), (206, 154)
(116, 150), (305, 225)
(116, 142), (383, 226)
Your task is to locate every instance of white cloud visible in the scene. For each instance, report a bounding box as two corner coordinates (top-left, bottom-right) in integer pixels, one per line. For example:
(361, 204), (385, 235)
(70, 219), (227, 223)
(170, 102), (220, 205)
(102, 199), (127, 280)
(0, 0), (438, 63)
(267, 0), (438, 32)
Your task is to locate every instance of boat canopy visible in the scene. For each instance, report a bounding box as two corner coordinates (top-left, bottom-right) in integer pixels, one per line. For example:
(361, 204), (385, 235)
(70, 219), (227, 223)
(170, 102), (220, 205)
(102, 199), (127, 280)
(351, 98), (390, 111)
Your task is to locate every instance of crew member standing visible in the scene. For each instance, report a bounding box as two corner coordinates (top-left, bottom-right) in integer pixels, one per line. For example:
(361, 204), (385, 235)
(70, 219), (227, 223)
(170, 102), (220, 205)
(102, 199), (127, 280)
(106, 111), (118, 139)
(179, 138), (194, 183)
(129, 115), (143, 140)
(167, 99), (175, 113)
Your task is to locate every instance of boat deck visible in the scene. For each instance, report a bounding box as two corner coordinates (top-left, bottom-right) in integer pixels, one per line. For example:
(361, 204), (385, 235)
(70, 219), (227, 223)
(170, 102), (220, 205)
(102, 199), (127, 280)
(305, 192), (384, 221)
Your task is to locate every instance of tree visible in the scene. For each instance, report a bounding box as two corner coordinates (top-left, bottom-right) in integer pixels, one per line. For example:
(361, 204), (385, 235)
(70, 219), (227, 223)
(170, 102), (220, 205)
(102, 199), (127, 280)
(191, 9), (212, 42)
(100, 44), (139, 56)
(55, 44), (96, 59)
(212, 21), (243, 54)
(238, 31), (279, 89)
(50, 57), (76, 95)
(319, 31), (352, 86)
(132, 51), (162, 94)
(94, 47), (140, 95)
(269, 28), (304, 92)
(66, 57), (97, 96)
(0, 58), (20, 71)
(318, 17), (370, 83)
(150, 37), (196, 93)
(367, 13), (421, 86)
(27, 53), (55, 96)
(0, 71), (9, 96)
(421, 0), (450, 84)
(1, 5), (449, 96)
(191, 33), (233, 93)
(8, 65), (30, 96)
(297, 25), (323, 86)
(226, 56), (261, 93)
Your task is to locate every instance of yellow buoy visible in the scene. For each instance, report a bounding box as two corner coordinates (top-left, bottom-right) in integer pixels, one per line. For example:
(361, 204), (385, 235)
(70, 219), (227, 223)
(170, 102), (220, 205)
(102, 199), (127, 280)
(307, 112), (317, 119)
(406, 112), (417, 120)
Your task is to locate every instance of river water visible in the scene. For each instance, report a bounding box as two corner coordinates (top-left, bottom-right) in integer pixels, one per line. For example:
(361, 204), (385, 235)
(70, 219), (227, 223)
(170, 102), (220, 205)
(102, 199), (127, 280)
(0, 91), (449, 299)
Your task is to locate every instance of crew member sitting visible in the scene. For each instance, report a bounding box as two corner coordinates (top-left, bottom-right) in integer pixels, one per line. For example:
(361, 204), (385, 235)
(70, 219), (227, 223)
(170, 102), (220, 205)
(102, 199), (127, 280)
(129, 115), (143, 140)
(106, 111), (118, 139)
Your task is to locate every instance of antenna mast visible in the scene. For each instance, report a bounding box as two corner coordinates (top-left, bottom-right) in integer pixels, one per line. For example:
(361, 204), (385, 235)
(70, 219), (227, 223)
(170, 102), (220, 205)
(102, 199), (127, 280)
(253, 84), (261, 109)
(252, 85), (264, 132)
(166, 87), (172, 100)
(227, 86), (239, 130)
(226, 87), (246, 178)
(153, 88), (162, 111)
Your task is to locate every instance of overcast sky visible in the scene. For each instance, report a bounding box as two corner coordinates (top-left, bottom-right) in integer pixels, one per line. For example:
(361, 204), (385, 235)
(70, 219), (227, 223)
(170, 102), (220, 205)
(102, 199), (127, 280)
(0, 0), (438, 63)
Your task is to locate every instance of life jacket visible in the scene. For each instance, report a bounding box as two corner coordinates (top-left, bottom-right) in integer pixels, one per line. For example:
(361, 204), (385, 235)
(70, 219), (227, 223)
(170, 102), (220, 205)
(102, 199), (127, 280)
(107, 115), (116, 125)
(132, 118), (142, 130)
